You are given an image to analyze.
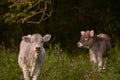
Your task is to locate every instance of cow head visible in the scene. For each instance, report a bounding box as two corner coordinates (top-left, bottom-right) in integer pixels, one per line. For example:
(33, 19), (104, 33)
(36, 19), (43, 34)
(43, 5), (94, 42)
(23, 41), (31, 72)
(22, 33), (51, 52)
(77, 30), (95, 48)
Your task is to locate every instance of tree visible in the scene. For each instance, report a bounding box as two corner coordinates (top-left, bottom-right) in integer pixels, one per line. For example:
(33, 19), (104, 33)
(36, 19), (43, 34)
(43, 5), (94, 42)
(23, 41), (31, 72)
(2, 0), (53, 24)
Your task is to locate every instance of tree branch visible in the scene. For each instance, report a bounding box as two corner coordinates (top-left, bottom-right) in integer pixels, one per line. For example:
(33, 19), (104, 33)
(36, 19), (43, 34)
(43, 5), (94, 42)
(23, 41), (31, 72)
(17, 11), (41, 23)
(28, 1), (40, 10)
(17, 0), (52, 24)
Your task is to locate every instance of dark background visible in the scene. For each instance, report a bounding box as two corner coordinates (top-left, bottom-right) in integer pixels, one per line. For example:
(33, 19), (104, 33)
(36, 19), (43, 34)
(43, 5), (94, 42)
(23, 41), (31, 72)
(0, 0), (120, 51)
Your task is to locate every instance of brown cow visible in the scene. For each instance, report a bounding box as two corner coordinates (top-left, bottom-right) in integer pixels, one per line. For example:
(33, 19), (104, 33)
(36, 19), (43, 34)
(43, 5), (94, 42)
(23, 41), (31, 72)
(77, 30), (111, 71)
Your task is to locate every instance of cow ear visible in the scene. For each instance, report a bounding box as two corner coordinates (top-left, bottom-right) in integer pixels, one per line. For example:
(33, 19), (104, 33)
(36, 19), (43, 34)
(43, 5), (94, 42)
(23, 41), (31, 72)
(81, 31), (85, 35)
(90, 30), (94, 37)
(43, 34), (51, 42)
(22, 35), (31, 42)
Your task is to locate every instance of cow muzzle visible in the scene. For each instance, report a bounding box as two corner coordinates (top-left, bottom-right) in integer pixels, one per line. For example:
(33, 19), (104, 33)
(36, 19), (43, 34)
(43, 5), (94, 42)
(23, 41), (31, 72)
(77, 42), (83, 48)
(35, 47), (41, 52)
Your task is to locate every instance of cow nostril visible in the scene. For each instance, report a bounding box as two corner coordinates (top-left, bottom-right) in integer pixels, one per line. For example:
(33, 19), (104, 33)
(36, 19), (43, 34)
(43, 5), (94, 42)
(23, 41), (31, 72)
(36, 47), (41, 51)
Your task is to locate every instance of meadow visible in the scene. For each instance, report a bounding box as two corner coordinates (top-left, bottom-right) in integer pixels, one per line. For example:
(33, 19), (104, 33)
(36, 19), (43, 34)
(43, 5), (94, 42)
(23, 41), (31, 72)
(0, 44), (120, 80)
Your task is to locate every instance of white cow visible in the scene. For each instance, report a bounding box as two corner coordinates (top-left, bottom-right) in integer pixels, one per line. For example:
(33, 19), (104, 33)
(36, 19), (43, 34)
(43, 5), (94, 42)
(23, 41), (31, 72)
(18, 33), (51, 80)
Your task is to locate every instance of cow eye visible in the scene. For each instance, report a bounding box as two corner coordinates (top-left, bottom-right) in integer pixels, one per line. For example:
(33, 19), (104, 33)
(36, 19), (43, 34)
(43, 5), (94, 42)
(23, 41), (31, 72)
(31, 41), (34, 43)
(41, 41), (44, 43)
(84, 36), (89, 40)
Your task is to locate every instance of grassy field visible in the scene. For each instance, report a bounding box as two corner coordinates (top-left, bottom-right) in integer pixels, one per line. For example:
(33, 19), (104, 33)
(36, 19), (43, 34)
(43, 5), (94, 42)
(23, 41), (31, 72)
(0, 44), (120, 80)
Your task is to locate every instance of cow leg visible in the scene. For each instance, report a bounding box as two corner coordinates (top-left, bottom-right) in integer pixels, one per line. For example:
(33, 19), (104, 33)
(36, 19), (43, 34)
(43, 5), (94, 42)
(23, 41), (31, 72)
(22, 67), (30, 80)
(89, 49), (93, 62)
(89, 52), (93, 61)
(102, 57), (107, 70)
(32, 65), (40, 80)
(30, 64), (35, 76)
(89, 49), (97, 63)
(92, 53), (98, 71)
(89, 50), (98, 71)
(90, 52), (97, 64)
(97, 57), (103, 71)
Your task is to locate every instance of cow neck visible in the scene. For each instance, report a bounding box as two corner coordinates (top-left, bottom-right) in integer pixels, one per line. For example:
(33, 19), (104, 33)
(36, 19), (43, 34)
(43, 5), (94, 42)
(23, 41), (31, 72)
(89, 34), (97, 48)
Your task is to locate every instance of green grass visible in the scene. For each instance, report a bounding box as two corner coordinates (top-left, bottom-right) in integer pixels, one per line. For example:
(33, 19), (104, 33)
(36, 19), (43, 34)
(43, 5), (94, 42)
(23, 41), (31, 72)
(0, 44), (120, 80)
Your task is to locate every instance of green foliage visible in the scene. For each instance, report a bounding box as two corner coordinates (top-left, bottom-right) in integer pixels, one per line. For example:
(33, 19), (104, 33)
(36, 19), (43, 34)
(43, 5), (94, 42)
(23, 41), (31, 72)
(2, 0), (31, 24)
(1, 0), (53, 24)
(0, 44), (120, 80)
(0, 49), (22, 80)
